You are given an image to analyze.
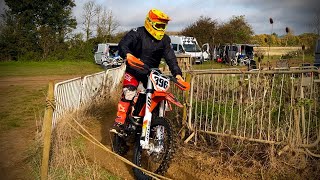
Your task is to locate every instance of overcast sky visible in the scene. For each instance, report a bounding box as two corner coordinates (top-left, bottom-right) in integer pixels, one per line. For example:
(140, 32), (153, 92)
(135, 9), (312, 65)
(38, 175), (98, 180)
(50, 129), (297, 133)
(72, 0), (319, 35)
(0, 0), (319, 35)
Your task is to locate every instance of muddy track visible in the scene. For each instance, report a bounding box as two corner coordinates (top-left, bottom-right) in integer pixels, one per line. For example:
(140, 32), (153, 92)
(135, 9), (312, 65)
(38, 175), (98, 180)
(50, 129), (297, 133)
(0, 75), (81, 87)
(1, 73), (316, 180)
(83, 103), (239, 180)
(0, 75), (83, 180)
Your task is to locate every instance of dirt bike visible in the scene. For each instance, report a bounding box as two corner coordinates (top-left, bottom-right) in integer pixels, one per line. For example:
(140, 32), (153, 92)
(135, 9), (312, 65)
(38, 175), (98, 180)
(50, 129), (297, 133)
(102, 55), (123, 69)
(112, 54), (190, 179)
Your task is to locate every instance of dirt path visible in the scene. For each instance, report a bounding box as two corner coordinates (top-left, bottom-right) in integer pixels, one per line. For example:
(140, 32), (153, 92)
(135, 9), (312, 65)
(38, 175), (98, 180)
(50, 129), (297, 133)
(0, 75), (82, 180)
(83, 103), (240, 180)
(0, 75), (81, 87)
(1, 72), (316, 180)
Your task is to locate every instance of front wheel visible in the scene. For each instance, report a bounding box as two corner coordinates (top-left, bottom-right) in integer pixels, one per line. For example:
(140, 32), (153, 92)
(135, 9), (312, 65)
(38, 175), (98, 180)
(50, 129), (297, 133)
(112, 134), (129, 156)
(132, 117), (175, 180)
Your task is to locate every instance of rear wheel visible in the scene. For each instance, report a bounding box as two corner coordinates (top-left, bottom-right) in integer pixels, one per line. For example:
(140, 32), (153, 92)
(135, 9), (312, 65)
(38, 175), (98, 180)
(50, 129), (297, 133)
(132, 117), (175, 180)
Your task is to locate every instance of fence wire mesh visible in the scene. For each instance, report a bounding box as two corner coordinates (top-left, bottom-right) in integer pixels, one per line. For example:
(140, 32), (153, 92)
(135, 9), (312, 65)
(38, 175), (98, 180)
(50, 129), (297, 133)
(52, 65), (125, 128)
(51, 63), (320, 155)
(188, 69), (320, 149)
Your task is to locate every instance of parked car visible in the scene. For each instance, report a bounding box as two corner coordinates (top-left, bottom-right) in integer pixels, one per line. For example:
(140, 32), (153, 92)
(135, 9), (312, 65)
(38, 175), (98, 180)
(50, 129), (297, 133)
(94, 43), (123, 69)
(215, 44), (257, 70)
(170, 35), (204, 64)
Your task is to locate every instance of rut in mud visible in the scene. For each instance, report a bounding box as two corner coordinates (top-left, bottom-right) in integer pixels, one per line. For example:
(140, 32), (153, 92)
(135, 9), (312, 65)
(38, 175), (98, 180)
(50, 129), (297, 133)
(73, 95), (320, 180)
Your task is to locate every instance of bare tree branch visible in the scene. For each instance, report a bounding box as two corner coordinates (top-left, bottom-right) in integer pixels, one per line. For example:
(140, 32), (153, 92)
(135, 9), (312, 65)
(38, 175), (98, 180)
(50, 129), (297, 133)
(97, 9), (119, 42)
(82, 1), (96, 41)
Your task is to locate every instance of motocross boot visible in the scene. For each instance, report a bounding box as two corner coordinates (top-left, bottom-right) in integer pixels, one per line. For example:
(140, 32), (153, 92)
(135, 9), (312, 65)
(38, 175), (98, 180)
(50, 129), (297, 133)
(110, 101), (130, 135)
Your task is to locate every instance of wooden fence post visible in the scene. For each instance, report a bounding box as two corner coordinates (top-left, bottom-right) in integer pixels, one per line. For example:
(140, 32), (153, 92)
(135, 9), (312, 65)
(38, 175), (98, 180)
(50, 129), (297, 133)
(181, 73), (191, 140)
(41, 81), (55, 180)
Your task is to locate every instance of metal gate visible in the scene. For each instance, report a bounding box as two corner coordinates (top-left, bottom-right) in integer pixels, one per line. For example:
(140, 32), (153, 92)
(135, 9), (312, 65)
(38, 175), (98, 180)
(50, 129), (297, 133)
(186, 68), (320, 154)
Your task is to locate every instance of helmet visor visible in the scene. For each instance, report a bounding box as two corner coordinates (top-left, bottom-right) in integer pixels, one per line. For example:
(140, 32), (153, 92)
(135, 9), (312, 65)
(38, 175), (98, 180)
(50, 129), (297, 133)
(153, 22), (167, 31)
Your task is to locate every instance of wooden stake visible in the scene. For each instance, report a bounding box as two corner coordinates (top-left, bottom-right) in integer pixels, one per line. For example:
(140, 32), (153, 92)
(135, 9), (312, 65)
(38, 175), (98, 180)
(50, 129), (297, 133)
(41, 81), (54, 180)
(181, 73), (191, 140)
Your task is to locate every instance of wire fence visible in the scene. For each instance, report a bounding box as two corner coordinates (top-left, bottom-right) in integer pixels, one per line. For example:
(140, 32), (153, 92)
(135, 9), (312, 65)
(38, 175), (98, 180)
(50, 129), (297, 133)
(187, 69), (320, 152)
(52, 65), (125, 128)
(51, 63), (320, 156)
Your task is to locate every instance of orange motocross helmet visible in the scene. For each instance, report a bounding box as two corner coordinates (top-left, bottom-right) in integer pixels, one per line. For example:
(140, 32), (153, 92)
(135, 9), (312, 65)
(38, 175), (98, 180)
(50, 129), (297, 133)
(144, 9), (171, 40)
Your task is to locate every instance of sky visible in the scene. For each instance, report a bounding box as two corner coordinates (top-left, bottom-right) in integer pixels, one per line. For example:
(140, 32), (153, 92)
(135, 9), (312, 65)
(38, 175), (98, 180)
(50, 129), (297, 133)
(72, 0), (319, 35)
(0, 0), (319, 35)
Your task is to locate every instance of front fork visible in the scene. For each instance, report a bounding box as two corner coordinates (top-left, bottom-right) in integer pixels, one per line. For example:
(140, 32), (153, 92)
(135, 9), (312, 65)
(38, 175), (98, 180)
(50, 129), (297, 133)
(140, 90), (152, 149)
(140, 80), (166, 150)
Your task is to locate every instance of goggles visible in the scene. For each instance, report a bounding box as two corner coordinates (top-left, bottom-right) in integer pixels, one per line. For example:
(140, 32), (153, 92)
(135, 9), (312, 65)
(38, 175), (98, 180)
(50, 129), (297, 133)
(147, 17), (167, 31)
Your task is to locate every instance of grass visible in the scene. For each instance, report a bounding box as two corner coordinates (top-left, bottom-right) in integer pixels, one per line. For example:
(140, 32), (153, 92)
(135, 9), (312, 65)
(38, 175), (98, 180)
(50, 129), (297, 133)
(0, 61), (103, 131)
(1, 58), (316, 179)
(193, 55), (316, 71)
(47, 98), (120, 180)
(0, 60), (108, 179)
(192, 61), (229, 70)
(0, 85), (46, 131)
(189, 55), (315, 71)
(259, 54), (315, 65)
(0, 61), (103, 77)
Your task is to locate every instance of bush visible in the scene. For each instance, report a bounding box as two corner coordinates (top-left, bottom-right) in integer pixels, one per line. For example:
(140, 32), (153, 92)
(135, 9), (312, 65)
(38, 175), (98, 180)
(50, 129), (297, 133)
(281, 50), (302, 59)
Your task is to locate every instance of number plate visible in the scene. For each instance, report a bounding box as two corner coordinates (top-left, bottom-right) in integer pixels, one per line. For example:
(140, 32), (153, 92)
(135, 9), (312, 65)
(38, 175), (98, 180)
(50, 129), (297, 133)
(150, 71), (170, 92)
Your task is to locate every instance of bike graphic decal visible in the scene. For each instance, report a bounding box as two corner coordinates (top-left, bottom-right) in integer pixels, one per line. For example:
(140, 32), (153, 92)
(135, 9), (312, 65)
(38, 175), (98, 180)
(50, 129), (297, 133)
(140, 92), (152, 149)
(150, 71), (170, 92)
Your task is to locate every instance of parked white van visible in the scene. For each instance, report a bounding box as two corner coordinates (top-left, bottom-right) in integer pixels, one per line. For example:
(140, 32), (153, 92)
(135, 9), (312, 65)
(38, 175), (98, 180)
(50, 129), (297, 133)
(94, 43), (123, 68)
(169, 36), (204, 64)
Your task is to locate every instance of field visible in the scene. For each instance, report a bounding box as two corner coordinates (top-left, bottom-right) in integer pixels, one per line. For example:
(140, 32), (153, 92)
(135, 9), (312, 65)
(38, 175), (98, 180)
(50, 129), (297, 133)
(0, 58), (318, 179)
(254, 46), (302, 56)
(0, 61), (102, 179)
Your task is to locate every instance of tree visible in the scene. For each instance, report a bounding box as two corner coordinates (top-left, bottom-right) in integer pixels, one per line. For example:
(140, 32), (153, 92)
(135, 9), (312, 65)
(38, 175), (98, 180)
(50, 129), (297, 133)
(298, 33), (319, 54)
(95, 7), (119, 42)
(251, 34), (268, 46)
(215, 15), (253, 44)
(0, 11), (22, 60)
(180, 16), (217, 45)
(1, 3), (39, 59)
(112, 31), (127, 43)
(95, 4), (103, 39)
(82, 1), (96, 41)
(2, 0), (76, 60)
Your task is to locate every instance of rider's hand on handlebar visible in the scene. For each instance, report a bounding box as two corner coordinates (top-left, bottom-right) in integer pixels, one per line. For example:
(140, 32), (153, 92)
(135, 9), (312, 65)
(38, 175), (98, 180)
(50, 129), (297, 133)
(175, 75), (183, 81)
(174, 74), (190, 91)
(126, 53), (144, 70)
(126, 53), (150, 74)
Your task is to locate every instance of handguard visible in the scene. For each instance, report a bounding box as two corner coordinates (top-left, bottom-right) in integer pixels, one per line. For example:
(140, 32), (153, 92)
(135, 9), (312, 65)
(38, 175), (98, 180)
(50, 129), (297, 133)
(176, 78), (190, 91)
(170, 76), (190, 91)
(126, 53), (150, 73)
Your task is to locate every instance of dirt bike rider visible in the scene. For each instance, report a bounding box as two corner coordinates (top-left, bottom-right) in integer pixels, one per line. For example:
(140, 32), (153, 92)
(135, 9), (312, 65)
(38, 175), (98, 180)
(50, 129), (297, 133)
(111, 8), (186, 133)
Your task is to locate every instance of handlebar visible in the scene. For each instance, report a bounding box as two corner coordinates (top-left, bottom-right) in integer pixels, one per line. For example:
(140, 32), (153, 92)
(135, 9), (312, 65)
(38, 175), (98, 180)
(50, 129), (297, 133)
(168, 75), (190, 91)
(126, 54), (190, 91)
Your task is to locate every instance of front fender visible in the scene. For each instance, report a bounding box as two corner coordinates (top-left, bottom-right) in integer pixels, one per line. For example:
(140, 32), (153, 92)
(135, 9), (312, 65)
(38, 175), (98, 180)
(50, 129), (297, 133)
(165, 92), (183, 108)
(148, 92), (183, 113)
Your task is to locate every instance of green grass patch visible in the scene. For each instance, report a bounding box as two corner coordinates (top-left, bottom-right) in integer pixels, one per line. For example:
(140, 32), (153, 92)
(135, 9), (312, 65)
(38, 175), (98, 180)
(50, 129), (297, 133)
(260, 54), (315, 65)
(0, 85), (46, 131)
(192, 61), (229, 70)
(0, 60), (103, 132)
(0, 60), (117, 179)
(0, 61), (103, 77)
